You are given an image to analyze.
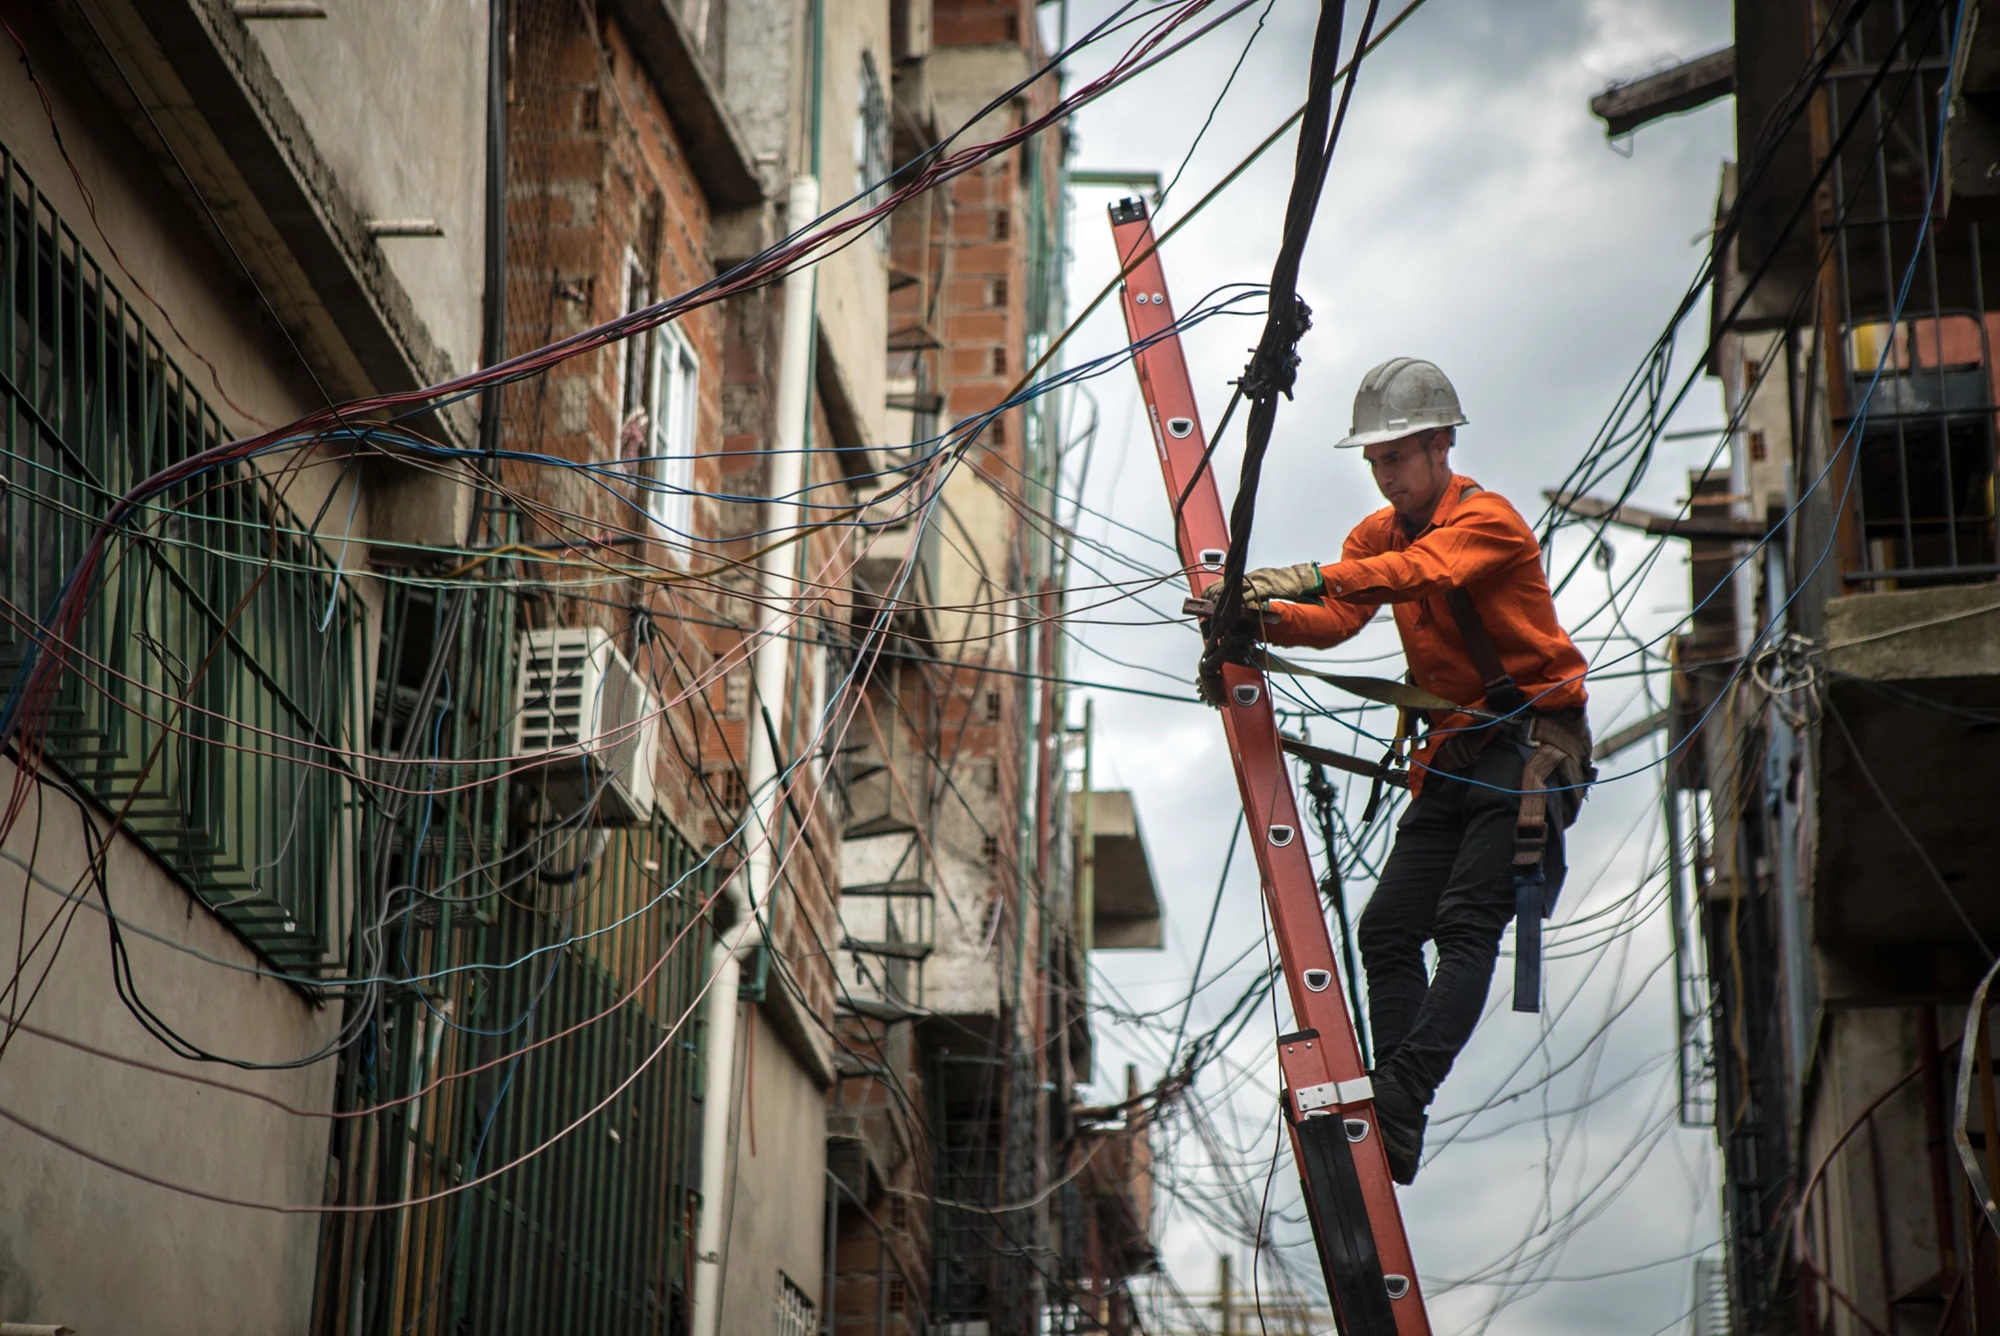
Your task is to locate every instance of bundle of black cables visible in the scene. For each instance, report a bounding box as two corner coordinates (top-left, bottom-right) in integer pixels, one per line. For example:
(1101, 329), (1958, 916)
(1198, 0), (1384, 705)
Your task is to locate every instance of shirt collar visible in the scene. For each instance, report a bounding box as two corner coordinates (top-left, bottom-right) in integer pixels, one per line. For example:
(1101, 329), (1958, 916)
(1397, 473), (1478, 541)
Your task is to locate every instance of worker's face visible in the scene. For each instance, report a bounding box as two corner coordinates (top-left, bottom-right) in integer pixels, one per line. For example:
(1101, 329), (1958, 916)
(1362, 430), (1454, 524)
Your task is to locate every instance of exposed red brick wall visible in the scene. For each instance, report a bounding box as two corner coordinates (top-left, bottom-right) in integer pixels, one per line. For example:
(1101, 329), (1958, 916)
(502, 0), (844, 1024)
(933, 0), (1033, 47)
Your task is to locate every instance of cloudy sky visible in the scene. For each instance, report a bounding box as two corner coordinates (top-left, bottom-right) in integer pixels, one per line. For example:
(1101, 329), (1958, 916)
(1040, 1), (1740, 1331)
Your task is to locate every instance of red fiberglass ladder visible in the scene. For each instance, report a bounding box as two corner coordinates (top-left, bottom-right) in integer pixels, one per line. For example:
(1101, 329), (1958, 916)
(1108, 197), (1431, 1335)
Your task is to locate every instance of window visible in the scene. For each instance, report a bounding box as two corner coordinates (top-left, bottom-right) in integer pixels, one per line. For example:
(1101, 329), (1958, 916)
(619, 253), (651, 431)
(0, 138), (359, 971)
(855, 51), (891, 248)
(628, 324), (700, 549)
(776, 1273), (817, 1336)
(815, 624), (856, 817)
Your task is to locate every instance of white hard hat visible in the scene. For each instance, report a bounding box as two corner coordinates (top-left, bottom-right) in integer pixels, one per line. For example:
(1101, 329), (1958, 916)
(1336, 357), (1468, 448)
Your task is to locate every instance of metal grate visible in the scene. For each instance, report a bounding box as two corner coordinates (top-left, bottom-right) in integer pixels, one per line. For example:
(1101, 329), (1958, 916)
(1827, 2), (2000, 584)
(314, 809), (714, 1336)
(0, 136), (361, 971)
(776, 1272), (817, 1336)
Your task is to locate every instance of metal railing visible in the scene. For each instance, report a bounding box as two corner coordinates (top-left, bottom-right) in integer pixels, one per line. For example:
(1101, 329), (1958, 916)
(1842, 318), (2000, 583)
(0, 137), (362, 971)
(1825, 1), (2000, 586)
(314, 810), (714, 1335)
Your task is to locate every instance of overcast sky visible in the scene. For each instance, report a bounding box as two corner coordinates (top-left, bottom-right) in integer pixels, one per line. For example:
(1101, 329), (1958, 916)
(1042, 2), (1739, 1331)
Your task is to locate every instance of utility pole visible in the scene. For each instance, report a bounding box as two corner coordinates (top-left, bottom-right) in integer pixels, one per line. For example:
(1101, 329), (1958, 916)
(1079, 698), (1096, 956)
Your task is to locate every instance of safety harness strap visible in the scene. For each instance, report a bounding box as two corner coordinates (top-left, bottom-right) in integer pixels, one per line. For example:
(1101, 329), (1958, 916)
(1434, 579), (1597, 1012)
(1506, 710), (1594, 1012)
(1442, 588), (1529, 717)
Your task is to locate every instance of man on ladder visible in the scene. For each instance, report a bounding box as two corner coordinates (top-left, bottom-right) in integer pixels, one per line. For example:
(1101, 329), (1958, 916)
(1215, 357), (1594, 1186)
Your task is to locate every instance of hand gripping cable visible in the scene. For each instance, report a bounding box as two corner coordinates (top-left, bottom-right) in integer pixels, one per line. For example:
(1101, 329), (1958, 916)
(1109, 196), (1430, 1335)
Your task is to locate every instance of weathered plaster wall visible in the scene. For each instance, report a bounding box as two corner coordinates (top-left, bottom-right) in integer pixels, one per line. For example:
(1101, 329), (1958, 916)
(250, 0), (491, 375)
(0, 763), (341, 1335)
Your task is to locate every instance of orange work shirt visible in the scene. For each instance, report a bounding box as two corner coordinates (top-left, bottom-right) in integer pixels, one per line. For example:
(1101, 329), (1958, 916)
(1264, 473), (1588, 791)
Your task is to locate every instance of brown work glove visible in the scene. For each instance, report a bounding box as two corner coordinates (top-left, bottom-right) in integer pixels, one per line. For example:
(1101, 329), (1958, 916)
(1239, 562), (1326, 605)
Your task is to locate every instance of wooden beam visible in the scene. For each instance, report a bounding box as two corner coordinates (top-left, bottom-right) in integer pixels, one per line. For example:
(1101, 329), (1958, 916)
(1544, 488), (1767, 540)
(1593, 709), (1669, 763)
(1591, 47), (1735, 138)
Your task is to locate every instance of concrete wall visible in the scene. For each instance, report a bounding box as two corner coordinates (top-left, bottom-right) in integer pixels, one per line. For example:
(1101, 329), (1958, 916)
(721, 0), (808, 186)
(811, 0), (892, 453)
(0, 764), (341, 1336)
(0, 7), (344, 436)
(1800, 1007), (1954, 1330)
(0, 12), (483, 1332)
(250, 0), (491, 376)
(716, 1006), (832, 1334)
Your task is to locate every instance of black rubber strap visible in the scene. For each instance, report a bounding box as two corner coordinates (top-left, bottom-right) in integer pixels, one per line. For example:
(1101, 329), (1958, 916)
(1295, 1111), (1401, 1333)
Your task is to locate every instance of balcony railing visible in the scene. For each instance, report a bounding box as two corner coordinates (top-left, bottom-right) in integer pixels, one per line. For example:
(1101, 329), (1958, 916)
(1841, 317), (2000, 585)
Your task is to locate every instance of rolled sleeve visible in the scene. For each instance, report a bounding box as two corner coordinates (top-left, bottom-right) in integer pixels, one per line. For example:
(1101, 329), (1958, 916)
(1265, 597), (1376, 648)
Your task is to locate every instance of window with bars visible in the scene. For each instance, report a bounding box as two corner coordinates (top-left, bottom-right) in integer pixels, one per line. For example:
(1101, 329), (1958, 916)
(855, 50), (891, 248)
(775, 1272), (817, 1336)
(643, 324), (699, 545)
(0, 137), (360, 971)
(316, 811), (716, 1335)
(616, 255), (700, 554)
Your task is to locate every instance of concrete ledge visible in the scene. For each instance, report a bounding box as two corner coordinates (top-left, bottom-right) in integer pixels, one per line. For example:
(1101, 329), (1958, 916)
(1590, 47), (1735, 138)
(758, 956), (836, 1090)
(603, 0), (763, 209)
(815, 319), (879, 480)
(54, 0), (471, 441)
(1823, 583), (2000, 680)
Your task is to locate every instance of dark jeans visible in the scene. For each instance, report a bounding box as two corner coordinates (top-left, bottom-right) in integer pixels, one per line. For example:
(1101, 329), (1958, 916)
(1359, 738), (1556, 1108)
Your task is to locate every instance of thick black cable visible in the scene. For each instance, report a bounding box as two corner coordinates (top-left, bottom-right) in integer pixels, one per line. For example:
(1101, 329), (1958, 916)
(1302, 759), (1369, 1066)
(1170, 808), (1245, 1066)
(1201, 0), (1381, 699)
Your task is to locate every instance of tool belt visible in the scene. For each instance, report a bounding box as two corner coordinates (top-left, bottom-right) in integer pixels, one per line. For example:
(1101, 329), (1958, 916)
(1434, 586), (1596, 1014)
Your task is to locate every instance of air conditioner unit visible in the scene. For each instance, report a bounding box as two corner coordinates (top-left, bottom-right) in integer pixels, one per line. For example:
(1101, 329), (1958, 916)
(512, 627), (659, 825)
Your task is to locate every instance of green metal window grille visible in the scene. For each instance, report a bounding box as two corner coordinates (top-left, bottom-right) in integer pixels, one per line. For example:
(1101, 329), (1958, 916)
(316, 571), (711, 1334)
(360, 578), (516, 931)
(314, 805), (715, 1336)
(0, 138), (362, 972)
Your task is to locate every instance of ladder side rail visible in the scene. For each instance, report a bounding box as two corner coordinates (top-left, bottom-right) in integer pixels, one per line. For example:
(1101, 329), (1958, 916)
(1109, 203), (1430, 1336)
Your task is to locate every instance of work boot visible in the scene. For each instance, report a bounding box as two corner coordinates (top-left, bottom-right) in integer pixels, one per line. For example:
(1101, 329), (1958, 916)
(1368, 1069), (1427, 1186)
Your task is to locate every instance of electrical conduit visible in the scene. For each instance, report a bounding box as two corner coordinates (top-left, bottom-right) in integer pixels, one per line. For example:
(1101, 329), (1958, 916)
(690, 174), (820, 1336)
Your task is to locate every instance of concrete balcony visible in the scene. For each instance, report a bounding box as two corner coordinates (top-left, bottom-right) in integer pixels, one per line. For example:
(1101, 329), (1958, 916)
(1071, 790), (1163, 951)
(1813, 584), (2000, 999)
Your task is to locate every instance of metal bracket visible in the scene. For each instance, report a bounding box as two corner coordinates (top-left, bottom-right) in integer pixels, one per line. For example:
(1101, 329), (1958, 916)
(1294, 1075), (1373, 1115)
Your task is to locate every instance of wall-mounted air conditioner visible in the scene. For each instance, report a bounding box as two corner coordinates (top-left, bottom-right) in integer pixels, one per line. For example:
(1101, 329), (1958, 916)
(512, 627), (659, 825)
